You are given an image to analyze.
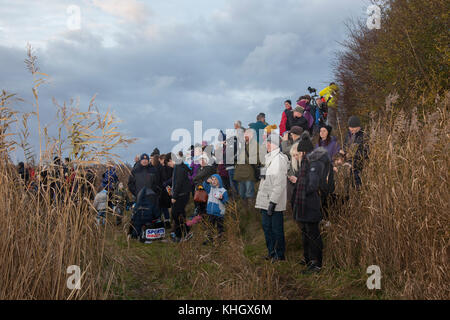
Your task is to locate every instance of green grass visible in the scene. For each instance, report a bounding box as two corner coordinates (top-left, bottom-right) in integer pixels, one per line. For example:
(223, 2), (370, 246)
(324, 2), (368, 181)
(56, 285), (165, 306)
(107, 201), (387, 300)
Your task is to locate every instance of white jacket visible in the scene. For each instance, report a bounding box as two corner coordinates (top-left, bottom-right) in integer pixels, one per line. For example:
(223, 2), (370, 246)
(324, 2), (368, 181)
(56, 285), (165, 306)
(255, 148), (289, 212)
(93, 190), (108, 211)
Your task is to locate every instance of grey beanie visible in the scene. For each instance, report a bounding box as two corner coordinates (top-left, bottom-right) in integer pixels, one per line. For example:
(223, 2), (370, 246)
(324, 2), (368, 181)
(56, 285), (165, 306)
(348, 116), (361, 128)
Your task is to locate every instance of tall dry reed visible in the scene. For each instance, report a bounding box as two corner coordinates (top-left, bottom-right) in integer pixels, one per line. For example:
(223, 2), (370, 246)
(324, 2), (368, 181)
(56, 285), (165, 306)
(327, 93), (450, 299)
(0, 47), (133, 299)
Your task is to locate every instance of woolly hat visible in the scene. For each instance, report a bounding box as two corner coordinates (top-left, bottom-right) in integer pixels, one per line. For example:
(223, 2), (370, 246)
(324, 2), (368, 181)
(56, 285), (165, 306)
(297, 100), (307, 108)
(348, 116), (361, 128)
(264, 124), (278, 134)
(294, 106), (305, 114)
(289, 126), (303, 136)
(140, 153), (150, 160)
(150, 148), (160, 157)
(297, 132), (314, 153)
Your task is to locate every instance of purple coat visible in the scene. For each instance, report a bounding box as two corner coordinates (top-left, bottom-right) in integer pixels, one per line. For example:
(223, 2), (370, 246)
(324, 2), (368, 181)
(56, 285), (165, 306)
(298, 101), (314, 129)
(315, 136), (340, 160)
(188, 161), (201, 185)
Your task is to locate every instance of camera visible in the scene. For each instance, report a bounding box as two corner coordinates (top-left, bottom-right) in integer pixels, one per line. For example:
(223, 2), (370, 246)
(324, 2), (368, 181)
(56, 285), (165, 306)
(307, 86), (317, 94)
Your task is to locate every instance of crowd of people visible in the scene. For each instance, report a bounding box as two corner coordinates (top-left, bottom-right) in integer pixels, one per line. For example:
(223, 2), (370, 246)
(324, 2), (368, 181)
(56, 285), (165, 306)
(17, 83), (369, 274)
(17, 157), (97, 203)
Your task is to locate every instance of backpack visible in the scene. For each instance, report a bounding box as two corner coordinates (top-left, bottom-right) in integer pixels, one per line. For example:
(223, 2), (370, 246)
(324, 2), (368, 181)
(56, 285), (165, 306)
(312, 153), (335, 195)
(140, 220), (165, 243)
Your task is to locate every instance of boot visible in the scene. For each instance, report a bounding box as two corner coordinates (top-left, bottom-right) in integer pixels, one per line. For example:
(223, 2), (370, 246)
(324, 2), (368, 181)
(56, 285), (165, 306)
(302, 261), (321, 274)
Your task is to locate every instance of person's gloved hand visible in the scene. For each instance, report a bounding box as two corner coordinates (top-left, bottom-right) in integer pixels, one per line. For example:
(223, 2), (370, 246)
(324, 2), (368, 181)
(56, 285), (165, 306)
(267, 202), (277, 216)
(259, 167), (267, 180)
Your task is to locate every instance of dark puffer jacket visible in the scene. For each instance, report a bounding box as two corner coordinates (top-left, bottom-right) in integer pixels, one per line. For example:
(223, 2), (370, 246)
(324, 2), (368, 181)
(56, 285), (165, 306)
(128, 163), (161, 198)
(285, 109), (309, 133)
(172, 163), (192, 200)
(294, 147), (333, 223)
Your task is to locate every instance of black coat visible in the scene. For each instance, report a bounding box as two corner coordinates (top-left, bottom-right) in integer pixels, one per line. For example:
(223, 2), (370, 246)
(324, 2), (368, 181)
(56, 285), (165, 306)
(296, 148), (333, 223)
(172, 163), (192, 200)
(286, 109), (309, 133)
(193, 165), (217, 187)
(18, 164), (30, 184)
(343, 129), (368, 171)
(128, 163), (161, 198)
(159, 165), (174, 208)
(160, 165), (174, 186)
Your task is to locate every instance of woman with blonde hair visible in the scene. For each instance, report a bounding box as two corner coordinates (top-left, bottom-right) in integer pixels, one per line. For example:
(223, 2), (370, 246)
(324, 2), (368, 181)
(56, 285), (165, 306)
(287, 142), (301, 211)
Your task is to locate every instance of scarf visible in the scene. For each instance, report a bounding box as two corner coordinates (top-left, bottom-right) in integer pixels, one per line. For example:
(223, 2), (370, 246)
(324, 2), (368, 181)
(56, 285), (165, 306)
(293, 157), (309, 221)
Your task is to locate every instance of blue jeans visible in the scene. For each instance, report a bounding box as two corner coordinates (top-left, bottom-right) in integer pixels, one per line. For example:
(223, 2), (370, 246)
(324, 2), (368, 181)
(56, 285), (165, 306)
(238, 181), (255, 199)
(261, 210), (285, 259)
(228, 169), (239, 194)
(97, 210), (106, 226)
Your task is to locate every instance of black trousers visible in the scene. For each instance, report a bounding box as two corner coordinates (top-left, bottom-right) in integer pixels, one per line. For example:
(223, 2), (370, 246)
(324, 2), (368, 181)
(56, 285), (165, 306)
(300, 222), (323, 267)
(172, 194), (190, 238)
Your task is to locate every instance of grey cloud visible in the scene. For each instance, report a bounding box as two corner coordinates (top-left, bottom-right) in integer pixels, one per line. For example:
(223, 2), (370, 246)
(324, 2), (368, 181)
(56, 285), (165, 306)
(0, 0), (365, 162)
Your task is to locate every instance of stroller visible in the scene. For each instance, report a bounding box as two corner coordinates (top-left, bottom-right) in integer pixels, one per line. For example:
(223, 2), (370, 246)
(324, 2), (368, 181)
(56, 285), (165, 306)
(129, 187), (165, 243)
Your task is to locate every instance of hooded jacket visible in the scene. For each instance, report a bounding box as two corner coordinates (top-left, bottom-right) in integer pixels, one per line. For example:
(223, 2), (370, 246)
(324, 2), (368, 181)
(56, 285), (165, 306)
(255, 147), (289, 212)
(101, 167), (119, 190)
(93, 190), (108, 211)
(319, 84), (339, 109)
(203, 174), (229, 217)
(133, 187), (160, 221)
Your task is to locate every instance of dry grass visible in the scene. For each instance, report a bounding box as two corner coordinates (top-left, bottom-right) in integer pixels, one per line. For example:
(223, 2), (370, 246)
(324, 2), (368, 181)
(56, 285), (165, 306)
(0, 47), (132, 299)
(327, 93), (450, 299)
(173, 200), (285, 300)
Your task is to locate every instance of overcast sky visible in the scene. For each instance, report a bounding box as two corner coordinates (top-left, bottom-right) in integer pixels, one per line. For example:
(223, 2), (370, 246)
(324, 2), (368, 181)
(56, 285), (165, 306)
(0, 0), (368, 163)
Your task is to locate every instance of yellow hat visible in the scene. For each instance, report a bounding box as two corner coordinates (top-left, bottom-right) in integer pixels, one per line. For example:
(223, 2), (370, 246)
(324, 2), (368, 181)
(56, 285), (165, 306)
(264, 124), (277, 134)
